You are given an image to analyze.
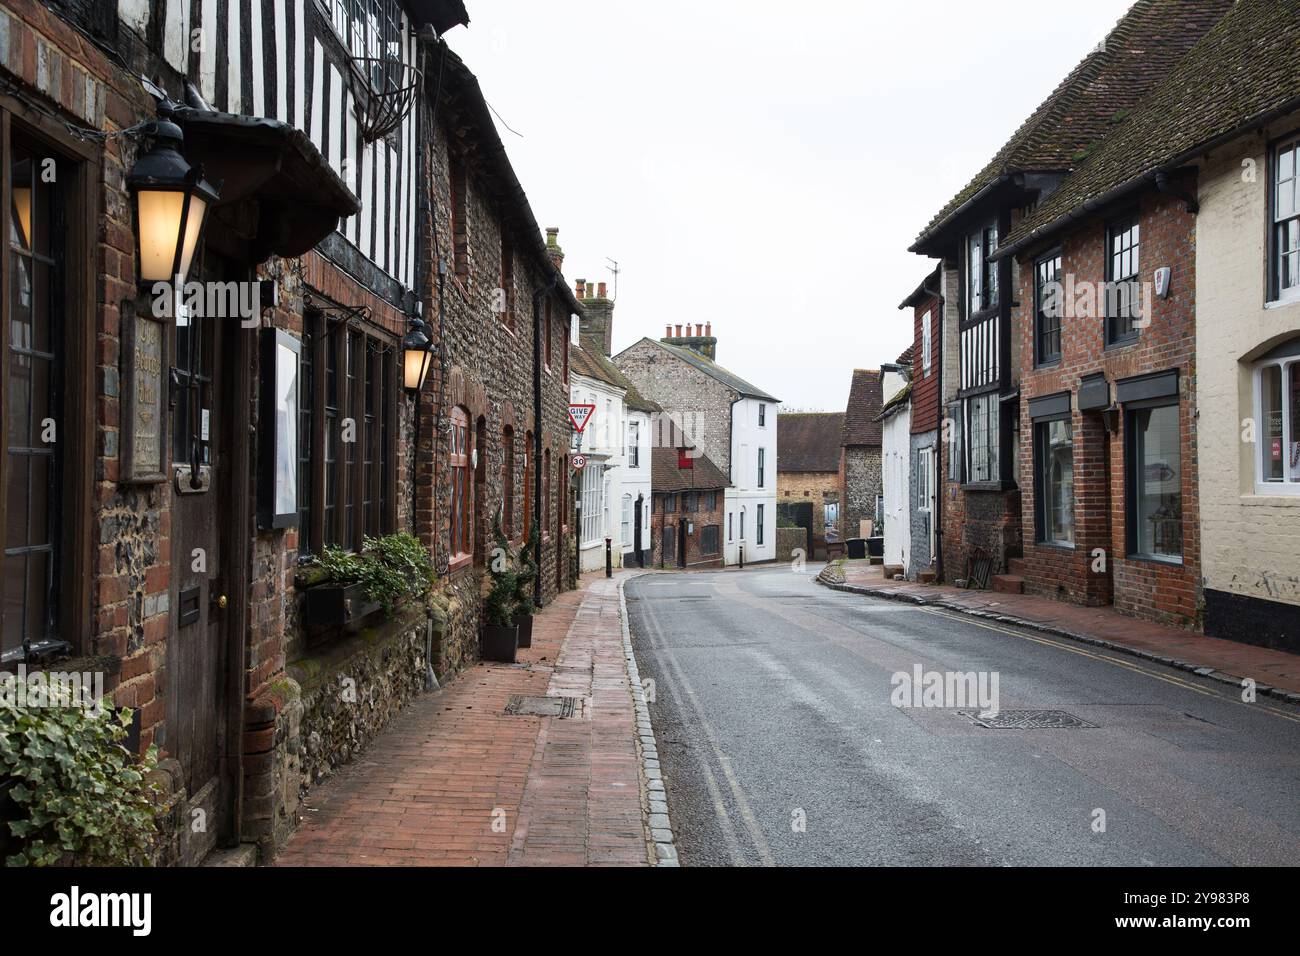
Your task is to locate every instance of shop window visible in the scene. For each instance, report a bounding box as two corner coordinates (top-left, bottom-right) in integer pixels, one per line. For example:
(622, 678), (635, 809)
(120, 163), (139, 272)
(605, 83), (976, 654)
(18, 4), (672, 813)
(1126, 402), (1181, 561)
(1034, 418), (1074, 545)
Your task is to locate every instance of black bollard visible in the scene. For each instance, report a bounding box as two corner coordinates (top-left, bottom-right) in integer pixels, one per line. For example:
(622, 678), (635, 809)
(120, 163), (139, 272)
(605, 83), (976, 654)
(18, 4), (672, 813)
(605, 537), (613, 578)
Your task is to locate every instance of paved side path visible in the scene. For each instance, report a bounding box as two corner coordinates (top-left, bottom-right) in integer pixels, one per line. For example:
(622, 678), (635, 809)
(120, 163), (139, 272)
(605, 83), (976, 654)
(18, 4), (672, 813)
(275, 573), (652, 866)
(825, 561), (1300, 700)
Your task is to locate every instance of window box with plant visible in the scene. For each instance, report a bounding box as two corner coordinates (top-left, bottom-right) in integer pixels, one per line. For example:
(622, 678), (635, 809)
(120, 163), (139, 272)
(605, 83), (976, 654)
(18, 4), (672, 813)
(299, 532), (435, 629)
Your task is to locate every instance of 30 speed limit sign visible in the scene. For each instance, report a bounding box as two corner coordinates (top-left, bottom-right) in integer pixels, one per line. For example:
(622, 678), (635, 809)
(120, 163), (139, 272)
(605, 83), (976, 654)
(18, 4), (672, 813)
(570, 454), (587, 471)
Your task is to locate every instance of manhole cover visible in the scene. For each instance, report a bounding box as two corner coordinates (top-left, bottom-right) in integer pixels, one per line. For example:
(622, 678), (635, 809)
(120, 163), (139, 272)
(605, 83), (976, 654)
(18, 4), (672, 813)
(959, 709), (1097, 729)
(505, 695), (579, 718)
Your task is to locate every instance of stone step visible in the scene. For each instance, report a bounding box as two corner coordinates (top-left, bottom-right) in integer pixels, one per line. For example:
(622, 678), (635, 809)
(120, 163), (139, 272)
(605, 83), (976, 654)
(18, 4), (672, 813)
(1007, 558), (1026, 577)
(201, 844), (259, 868)
(917, 570), (937, 585)
(868, 556), (883, 566)
(882, 564), (904, 579)
(992, 574), (1025, 595)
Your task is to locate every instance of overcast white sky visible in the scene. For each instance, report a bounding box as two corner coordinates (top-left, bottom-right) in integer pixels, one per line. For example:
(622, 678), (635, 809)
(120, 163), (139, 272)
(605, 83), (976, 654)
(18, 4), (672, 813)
(446, 1), (1135, 412)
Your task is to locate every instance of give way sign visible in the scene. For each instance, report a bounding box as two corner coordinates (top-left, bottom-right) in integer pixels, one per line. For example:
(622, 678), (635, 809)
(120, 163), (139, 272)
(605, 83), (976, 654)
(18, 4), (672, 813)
(568, 403), (596, 433)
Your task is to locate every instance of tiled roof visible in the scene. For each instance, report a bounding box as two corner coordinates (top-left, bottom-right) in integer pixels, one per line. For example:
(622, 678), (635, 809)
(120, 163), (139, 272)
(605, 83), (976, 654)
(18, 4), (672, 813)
(777, 413), (844, 473)
(629, 338), (779, 403)
(912, 0), (1235, 249)
(841, 369), (883, 447)
(1000, 0), (1300, 257)
(651, 445), (729, 493)
(571, 336), (661, 412)
(896, 345), (915, 366)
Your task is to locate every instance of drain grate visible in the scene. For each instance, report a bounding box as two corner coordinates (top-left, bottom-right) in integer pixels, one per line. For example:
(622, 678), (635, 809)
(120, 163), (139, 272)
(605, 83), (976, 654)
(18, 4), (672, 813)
(959, 709), (1097, 730)
(505, 695), (579, 718)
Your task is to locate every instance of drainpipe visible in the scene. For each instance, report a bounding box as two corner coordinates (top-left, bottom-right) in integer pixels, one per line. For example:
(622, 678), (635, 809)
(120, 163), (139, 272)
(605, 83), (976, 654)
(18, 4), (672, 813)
(533, 273), (559, 602)
(923, 270), (946, 583)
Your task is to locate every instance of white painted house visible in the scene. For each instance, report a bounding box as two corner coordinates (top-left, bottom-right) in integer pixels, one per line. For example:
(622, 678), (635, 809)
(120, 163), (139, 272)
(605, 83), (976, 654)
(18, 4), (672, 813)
(570, 334), (628, 574)
(726, 395), (778, 565)
(878, 362), (912, 574)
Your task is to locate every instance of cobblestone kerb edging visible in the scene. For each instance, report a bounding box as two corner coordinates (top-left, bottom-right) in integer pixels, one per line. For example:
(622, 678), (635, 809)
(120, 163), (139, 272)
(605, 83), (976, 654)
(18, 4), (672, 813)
(617, 575), (679, 867)
(815, 568), (1300, 708)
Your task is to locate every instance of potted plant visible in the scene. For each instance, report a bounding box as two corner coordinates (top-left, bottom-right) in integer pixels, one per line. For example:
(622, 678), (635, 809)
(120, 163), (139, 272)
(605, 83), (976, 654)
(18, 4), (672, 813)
(481, 564), (519, 663)
(512, 521), (540, 648)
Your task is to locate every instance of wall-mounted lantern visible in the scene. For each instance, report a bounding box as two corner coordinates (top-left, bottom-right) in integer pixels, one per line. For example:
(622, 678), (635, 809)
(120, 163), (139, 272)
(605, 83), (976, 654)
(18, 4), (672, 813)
(402, 317), (433, 394)
(126, 115), (219, 285)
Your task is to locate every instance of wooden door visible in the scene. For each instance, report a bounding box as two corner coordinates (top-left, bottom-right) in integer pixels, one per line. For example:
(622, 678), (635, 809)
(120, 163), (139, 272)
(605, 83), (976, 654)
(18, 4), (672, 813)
(166, 254), (236, 864)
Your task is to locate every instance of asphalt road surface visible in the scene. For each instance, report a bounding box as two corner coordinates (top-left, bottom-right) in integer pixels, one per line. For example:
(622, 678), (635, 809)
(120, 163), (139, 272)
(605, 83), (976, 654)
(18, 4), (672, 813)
(625, 566), (1300, 866)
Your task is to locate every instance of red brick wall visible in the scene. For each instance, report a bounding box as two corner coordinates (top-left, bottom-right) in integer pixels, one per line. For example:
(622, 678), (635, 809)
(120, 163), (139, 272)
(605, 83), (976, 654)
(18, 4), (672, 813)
(650, 493), (726, 568)
(1015, 185), (1200, 629)
(911, 293), (942, 434)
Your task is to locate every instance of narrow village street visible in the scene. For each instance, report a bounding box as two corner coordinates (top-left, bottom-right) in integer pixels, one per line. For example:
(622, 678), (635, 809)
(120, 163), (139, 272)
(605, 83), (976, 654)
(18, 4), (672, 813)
(628, 566), (1300, 867)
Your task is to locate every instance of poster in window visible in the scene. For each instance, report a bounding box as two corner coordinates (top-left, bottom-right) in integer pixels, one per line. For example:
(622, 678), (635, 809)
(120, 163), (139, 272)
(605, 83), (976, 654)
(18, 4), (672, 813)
(258, 329), (300, 529)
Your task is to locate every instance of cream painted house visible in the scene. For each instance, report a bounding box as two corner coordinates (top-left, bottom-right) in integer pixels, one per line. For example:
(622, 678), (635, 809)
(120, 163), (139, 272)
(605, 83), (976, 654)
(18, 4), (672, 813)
(1196, 112), (1300, 651)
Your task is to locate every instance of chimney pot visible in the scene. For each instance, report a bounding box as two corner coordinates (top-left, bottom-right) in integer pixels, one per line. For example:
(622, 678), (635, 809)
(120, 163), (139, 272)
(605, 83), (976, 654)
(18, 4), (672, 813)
(675, 324), (683, 337)
(705, 322), (712, 337)
(665, 324), (672, 337)
(695, 323), (703, 336)
(576, 279), (586, 299)
(597, 281), (607, 298)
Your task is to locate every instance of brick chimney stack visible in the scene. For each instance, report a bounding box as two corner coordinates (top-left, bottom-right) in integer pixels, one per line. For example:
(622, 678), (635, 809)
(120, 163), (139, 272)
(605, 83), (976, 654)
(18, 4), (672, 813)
(576, 271), (615, 357)
(659, 321), (718, 361)
(545, 227), (564, 270)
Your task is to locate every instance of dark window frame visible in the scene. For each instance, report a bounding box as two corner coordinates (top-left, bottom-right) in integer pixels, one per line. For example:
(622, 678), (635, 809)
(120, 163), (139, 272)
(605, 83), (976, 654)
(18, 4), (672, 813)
(1124, 397), (1183, 564)
(1032, 413), (1075, 547)
(1034, 250), (1063, 367)
(297, 312), (397, 558)
(448, 406), (472, 566)
(1105, 212), (1141, 347)
(1, 105), (96, 662)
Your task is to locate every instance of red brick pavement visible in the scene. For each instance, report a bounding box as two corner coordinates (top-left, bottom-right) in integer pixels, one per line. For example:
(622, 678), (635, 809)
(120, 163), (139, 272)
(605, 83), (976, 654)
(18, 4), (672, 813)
(274, 572), (652, 867)
(830, 562), (1300, 697)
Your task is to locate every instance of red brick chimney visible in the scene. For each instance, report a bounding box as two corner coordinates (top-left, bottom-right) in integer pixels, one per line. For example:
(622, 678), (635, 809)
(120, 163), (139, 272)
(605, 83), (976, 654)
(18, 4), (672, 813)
(659, 321), (719, 361)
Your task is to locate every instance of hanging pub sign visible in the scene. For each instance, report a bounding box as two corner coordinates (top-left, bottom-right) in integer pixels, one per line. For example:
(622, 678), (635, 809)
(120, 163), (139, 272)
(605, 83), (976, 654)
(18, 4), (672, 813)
(568, 403), (595, 433)
(257, 329), (301, 529)
(120, 302), (168, 484)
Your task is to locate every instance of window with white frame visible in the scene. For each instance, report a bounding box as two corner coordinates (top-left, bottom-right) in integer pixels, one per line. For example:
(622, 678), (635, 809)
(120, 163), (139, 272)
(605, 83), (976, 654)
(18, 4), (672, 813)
(621, 494), (633, 549)
(628, 420), (639, 468)
(916, 446), (933, 511)
(759, 403), (766, 427)
(921, 311), (932, 376)
(580, 465), (603, 545)
(1273, 139), (1300, 302)
(757, 447), (765, 488)
(1255, 350), (1300, 492)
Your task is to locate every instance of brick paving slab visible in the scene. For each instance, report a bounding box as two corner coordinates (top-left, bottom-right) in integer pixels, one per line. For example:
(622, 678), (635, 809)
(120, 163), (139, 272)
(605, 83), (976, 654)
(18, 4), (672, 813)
(825, 562), (1300, 697)
(275, 572), (652, 867)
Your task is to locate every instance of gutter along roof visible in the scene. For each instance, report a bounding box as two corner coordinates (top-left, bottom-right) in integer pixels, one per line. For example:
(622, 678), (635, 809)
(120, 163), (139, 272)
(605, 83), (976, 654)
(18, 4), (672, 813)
(997, 0), (1300, 261)
(910, 0), (1236, 253)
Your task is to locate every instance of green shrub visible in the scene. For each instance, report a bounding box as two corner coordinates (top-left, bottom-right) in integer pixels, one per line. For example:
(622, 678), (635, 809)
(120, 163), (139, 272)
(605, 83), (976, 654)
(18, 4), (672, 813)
(313, 531), (436, 614)
(0, 681), (160, 866)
